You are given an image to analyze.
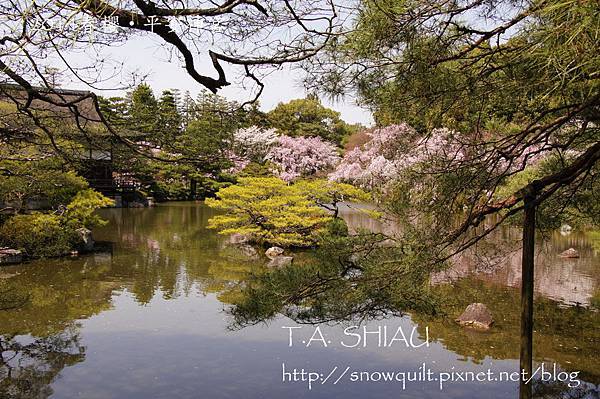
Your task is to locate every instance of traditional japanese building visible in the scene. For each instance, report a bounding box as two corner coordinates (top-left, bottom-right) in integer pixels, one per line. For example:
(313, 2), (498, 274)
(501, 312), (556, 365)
(0, 83), (145, 199)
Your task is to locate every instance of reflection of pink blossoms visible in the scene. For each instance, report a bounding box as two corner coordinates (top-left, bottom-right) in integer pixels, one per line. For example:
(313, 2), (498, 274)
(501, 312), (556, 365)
(266, 135), (340, 182)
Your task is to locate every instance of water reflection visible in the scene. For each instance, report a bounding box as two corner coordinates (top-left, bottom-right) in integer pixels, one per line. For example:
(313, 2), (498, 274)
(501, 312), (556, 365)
(432, 229), (599, 306)
(339, 203), (600, 307)
(0, 202), (597, 398)
(0, 327), (85, 399)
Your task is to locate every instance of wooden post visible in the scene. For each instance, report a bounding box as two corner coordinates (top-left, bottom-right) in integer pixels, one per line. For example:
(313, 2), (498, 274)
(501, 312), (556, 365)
(520, 194), (536, 399)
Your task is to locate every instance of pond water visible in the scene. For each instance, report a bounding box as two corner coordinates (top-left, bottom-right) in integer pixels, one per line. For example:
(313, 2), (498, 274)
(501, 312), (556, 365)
(0, 202), (598, 399)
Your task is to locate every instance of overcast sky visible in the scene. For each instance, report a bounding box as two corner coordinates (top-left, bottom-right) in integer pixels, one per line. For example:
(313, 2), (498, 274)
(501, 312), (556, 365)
(60, 35), (374, 126)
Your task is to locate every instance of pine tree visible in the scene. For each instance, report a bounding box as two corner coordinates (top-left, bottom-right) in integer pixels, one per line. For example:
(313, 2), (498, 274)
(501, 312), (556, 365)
(129, 83), (158, 136)
(157, 89), (182, 146)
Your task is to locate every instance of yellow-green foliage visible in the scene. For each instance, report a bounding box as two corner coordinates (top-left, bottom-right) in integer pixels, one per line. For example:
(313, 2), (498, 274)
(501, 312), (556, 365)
(0, 189), (113, 257)
(0, 213), (76, 257)
(494, 165), (542, 200)
(64, 189), (114, 229)
(206, 177), (331, 247)
(206, 178), (371, 247)
(0, 157), (88, 211)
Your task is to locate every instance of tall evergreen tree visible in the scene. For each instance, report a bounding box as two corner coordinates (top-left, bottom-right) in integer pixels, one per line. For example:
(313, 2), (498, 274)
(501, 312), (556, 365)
(157, 90), (182, 147)
(129, 84), (158, 136)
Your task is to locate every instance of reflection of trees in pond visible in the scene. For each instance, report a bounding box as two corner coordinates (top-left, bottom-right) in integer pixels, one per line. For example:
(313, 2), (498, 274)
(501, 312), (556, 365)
(223, 237), (598, 390)
(0, 281), (28, 311)
(96, 204), (224, 304)
(0, 259), (116, 336)
(532, 379), (598, 399)
(411, 279), (600, 385)
(203, 249), (266, 304)
(0, 326), (85, 399)
(227, 234), (440, 328)
(433, 228), (599, 306)
(343, 206), (600, 307)
(0, 203), (595, 398)
(590, 231), (600, 255)
(95, 204), (284, 305)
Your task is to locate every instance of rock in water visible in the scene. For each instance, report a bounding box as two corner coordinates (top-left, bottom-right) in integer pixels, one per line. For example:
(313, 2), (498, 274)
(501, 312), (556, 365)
(265, 246), (284, 259)
(76, 228), (95, 252)
(456, 303), (494, 330)
(227, 233), (250, 245)
(238, 244), (259, 259)
(267, 256), (294, 268)
(559, 248), (580, 258)
(0, 248), (22, 265)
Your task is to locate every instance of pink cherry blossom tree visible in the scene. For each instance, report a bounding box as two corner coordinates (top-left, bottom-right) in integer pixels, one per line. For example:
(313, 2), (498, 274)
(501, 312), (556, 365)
(266, 135), (340, 182)
(329, 124), (469, 190)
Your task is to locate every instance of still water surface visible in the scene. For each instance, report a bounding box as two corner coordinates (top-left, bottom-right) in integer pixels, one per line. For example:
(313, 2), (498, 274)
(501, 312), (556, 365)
(0, 202), (598, 398)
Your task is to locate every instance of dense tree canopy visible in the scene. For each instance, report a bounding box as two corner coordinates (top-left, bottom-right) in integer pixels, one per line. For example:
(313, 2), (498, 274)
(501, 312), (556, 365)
(206, 177), (369, 247)
(267, 96), (357, 145)
(0, 0), (344, 164)
(311, 0), (600, 132)
(305, 0), (599, 248)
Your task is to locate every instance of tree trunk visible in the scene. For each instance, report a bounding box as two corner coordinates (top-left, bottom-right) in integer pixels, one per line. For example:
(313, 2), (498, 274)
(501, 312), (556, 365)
(190, 178), (197, 200)
(519, 195), (536, 399)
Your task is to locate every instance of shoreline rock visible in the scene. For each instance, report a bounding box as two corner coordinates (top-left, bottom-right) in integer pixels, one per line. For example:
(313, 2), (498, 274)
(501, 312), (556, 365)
(265, 246), (284, 259)
(267, 256), (294, 268)
(559, 248), (580, 258)
(238, 244), (259, 259)
(456, 303), (494, 330)
(0, 248), (22, 265)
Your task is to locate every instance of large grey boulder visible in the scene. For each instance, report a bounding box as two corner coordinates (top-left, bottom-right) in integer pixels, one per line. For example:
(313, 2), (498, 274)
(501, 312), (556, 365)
(76, 228), (95, 252)
(267, 256), (294, 268)
(559, 248), (580, 258)
(265, 246), (284, 259)
(0, 248), (22, 265)
(456, 303), (494, 330)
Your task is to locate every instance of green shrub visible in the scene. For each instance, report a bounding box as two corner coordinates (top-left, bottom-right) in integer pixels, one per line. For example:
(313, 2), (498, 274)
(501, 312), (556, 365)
(0, 189), (113, 258)
(0, 158), (88, 212)
(150, 180), (190, 201)
(0, 213), (77, 257)
(206, 178), (368, 247)
(324, 217), (349, 237)
(206, 177), (331, 247)
(63, 189), (114, 229)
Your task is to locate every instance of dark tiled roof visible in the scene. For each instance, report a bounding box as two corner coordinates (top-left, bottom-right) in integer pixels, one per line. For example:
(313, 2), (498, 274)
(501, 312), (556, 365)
(0, 83), (145, 138)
